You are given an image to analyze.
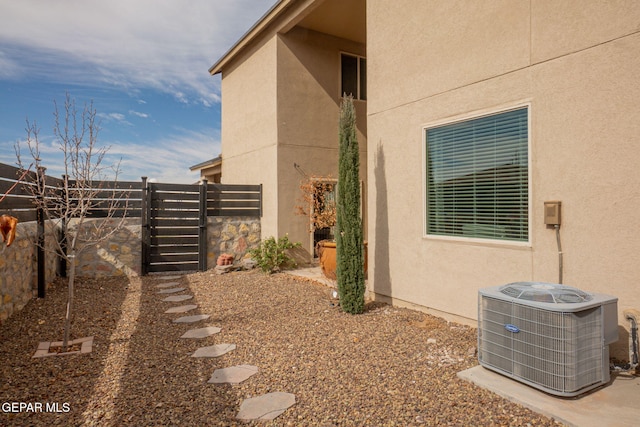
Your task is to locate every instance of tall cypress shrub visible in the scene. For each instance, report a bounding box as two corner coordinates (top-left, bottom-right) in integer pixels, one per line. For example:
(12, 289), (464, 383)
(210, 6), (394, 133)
(336, 95), (364, 314)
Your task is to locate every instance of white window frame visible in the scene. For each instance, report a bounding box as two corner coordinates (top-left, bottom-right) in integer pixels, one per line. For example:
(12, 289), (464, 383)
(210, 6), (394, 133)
(421, 102), (532, 247)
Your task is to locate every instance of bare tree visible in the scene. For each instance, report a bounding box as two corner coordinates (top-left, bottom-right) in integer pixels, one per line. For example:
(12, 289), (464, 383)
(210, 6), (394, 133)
(16, 93), (129, 351)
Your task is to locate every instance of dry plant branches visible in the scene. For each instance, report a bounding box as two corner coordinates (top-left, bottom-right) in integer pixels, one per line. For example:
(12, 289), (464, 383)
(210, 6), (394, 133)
(294, 175), (337, 232)
(15, 93), (131, 351)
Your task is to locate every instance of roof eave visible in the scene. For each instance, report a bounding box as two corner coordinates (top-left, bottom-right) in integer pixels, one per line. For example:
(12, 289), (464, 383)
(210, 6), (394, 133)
(190, 155), (222, 171)
(209, 0), (293, 75)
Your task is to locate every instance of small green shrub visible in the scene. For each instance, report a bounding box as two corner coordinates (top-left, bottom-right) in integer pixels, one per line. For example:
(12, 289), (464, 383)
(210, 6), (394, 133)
(249, 235), (301, 274)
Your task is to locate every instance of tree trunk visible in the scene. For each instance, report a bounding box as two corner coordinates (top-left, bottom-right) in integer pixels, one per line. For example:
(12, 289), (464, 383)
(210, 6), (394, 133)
(62, 254), (76, 351)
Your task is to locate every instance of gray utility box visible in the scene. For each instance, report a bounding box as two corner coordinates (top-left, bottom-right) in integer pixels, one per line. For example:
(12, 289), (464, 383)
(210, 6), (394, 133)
(478, 282), (618, 397)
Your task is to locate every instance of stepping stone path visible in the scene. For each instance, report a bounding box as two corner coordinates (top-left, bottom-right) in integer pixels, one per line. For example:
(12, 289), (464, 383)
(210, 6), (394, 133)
(156, 281), (181, 288)
(191, 343), (236, 358)
(173, 314), (211, 323)
(236, 392), (296, 421)
(208, 365), (259, 385)
(158, 287), (186, 294)
(165, 304), (198, 314)
(157, 275), (295, 421)
(162, 295), (193, 302)
(159, 275), (183, 280)
(181, 326), (221, 339)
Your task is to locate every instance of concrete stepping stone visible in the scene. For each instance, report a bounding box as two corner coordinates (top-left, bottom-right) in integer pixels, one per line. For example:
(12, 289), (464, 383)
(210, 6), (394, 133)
(159, 275), (182, 280)
(191, 343), (236, 358)
(162, 295), (193, 302)
(158, 287), (186, 294)
(208, 365), (259, 385)
(156, 282), (180, 288)
(162, 294), (193, 302)
(173, 314), (210, 323)
(181, 326), (221, 339)
(236, 392), (296, 421)
(164, 304), (198, 314)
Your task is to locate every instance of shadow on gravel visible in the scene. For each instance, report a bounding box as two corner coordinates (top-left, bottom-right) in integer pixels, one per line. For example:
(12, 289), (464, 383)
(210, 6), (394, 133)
(106, 273), (242, 426)
(0, 276), (130, 426)
(1, 269), (564, 426)
(0, 273), (243, 426)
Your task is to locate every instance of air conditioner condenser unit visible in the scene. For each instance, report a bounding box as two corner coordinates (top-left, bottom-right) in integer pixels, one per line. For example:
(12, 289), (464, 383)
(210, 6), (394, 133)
(478, 282), (618, 397)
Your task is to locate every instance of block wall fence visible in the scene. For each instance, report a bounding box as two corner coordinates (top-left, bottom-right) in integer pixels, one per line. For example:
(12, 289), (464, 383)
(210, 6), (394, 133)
(0, 216), (261, 323)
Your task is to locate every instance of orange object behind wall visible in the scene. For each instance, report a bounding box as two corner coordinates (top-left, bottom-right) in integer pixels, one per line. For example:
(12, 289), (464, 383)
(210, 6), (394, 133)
(0, 215), (18, 247)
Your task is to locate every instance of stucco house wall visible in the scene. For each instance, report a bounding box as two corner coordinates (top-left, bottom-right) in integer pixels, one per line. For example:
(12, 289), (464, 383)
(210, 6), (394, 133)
(219, 22), (366, 255)
(220, 36), (279, 239)
(366, 0), (640, 360)
(276, 27), (366, 254)
(211, 0), (639, 360)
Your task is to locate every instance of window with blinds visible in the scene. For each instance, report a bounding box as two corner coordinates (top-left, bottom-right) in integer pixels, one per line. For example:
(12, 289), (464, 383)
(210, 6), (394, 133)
(425, 107), (529, 242)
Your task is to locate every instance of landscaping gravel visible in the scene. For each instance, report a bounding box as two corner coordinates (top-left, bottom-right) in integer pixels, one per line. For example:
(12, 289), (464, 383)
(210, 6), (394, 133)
(0, 270), (564, 426)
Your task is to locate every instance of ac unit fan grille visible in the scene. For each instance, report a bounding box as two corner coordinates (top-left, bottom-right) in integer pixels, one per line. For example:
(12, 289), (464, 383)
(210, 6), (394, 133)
(479, 296), (604, 395)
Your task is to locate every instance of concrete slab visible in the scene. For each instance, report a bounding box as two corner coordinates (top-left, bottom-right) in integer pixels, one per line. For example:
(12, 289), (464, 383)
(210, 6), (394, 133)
(33, 336), (94, 358)
(164, 304), (198, 314)
(158, 275), (183, 280)
(191, 343), (236, 358)
(162, 295), (193, 302)
(236, 392), (296, 421)
(181, 326), (221, 339)
(458, 365), (640, 427)
(173, 314), (210, 323)
(158, 287), (186, 294)
(156, 282), (180, 288)
(208, 365), (259, 385)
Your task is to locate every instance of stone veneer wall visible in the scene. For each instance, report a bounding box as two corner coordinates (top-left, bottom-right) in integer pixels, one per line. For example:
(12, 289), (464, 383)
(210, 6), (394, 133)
(206, 216), (261, 269)
(76, 216), (261, 276)
(0, 221), (59, 323)
(74, 218), (142, 278)
(1, 216), (261, 323)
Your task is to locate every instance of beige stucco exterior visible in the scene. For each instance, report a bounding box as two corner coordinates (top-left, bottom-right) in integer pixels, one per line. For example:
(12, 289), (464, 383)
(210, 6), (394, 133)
(214, 0), (366, 256)
(211, 0), (640, 360)
(366, 0), (640, 360)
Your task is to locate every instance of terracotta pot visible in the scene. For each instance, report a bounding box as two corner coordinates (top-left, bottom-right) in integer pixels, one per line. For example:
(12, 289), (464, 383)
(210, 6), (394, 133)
(317, 241), (337, 280)
(317, 240), (368, 280)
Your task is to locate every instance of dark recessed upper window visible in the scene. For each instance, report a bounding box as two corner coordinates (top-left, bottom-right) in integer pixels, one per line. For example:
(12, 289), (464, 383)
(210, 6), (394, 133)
(341, 53), (366, 101)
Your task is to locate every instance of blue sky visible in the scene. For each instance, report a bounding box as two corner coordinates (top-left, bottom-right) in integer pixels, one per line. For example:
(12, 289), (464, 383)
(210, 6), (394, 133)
(0, 0), (276, 183)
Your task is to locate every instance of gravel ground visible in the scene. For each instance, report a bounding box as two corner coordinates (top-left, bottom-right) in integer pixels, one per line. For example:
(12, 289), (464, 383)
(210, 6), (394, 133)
(0, 270), (564, 426)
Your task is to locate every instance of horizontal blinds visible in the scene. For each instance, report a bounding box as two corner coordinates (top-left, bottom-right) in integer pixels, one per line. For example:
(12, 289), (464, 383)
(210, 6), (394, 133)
(426, 108), (528, 241)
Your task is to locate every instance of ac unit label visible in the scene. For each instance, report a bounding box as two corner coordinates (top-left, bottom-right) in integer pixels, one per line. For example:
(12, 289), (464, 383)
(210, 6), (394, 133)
(505, 324), (520, 333)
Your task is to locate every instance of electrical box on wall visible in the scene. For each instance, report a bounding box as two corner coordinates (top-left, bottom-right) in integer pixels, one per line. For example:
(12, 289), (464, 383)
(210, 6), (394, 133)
(544, 201), (562, 225)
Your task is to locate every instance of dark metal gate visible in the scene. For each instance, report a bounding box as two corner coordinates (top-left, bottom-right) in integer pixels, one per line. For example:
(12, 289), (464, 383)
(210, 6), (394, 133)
(140, 178), (262, 275)
(141, 178), (207, 274)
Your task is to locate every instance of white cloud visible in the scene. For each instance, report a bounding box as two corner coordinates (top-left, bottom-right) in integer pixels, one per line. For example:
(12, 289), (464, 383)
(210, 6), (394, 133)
(0, 50), (22, 79)
(97, 112), (132, 126)
(128, 110), (149, 119)
(0, 1), (275, 182)
(0, 0), (277, 105)
(3, 126), (220, 184)
(103, 127), (221, 183)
